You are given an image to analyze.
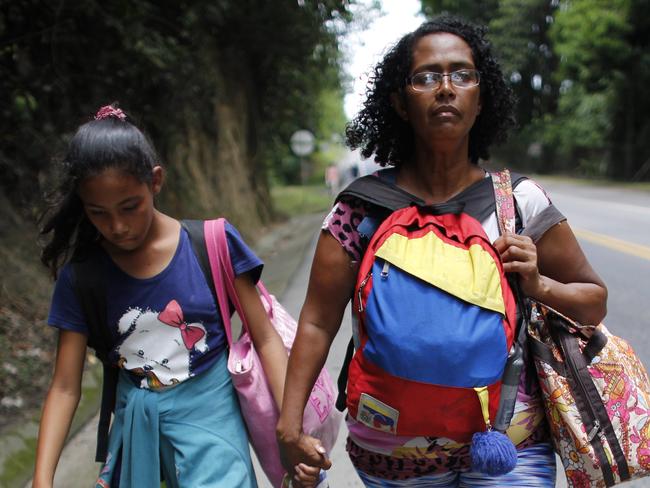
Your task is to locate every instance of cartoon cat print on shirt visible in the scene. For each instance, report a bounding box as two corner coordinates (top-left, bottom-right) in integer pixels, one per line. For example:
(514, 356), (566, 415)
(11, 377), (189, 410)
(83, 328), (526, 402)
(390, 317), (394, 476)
(116, 300), (209, 389)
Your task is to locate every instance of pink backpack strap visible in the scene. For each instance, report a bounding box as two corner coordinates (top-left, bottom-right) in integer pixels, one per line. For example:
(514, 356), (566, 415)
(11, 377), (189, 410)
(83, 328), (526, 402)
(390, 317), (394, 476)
(204, 219), (275, 345)
(204, 218), (236, 346)
(491, 169), (516, 235)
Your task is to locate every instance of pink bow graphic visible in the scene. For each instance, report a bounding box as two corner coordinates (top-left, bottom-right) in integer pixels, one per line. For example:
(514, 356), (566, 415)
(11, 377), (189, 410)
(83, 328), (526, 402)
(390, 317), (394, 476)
(158, 300), (206, 350)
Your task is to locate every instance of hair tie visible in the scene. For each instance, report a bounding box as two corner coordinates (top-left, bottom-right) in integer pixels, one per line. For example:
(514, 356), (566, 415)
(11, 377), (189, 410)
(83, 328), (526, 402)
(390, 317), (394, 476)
(94, 105), (126, 121)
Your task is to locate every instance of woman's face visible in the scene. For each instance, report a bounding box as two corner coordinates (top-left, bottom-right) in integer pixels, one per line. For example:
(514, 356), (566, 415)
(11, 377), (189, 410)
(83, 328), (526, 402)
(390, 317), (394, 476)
(395, 32), (482, 151)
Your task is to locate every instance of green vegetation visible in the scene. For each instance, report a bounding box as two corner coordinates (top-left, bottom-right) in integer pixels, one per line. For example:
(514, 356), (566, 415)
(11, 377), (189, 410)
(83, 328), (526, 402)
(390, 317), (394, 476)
(0, 363), (102, 488)
(1, 1), (355, 231)
(419, 0), (650, 180)
(0, 3), (357, 482)
(271, 184), (333, 218)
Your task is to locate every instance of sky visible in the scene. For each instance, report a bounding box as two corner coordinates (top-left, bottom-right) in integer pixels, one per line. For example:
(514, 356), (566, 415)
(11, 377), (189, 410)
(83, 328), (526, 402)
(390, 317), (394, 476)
(342, 0), (425, 120)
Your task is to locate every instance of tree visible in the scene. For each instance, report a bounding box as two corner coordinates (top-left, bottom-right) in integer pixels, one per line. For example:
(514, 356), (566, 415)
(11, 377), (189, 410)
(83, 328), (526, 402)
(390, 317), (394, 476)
(420, 0), (499, 25)
(0, 0), (354, 233)
(550, 0), (649, 179)
(419, 0), (561, 171)
(483, 0), (561, 172)
(418, 0), (650, 179)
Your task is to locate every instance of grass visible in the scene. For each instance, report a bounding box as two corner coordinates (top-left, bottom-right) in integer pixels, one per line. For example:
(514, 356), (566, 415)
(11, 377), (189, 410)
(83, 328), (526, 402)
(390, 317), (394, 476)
(270, 183), (333, 218)
(0, 361), (103, 488)
(0, 429), (38, 488)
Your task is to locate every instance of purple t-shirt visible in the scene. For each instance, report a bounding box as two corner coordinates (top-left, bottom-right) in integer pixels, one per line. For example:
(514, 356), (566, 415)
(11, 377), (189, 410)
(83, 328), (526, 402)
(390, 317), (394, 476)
(48, 222), (262, 390)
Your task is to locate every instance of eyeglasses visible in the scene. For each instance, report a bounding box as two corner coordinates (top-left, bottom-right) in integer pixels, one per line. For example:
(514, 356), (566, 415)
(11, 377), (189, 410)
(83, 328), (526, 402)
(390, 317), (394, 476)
(407, 69), (481, 91)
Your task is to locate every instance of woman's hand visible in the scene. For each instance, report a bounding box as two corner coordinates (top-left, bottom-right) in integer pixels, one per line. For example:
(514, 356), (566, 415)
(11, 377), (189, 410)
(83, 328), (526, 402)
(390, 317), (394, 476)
(493, 232), (545, 298)
(277, 231), (354, 484)
(494, 221), (607, 325)
(278, 431), (331, 487)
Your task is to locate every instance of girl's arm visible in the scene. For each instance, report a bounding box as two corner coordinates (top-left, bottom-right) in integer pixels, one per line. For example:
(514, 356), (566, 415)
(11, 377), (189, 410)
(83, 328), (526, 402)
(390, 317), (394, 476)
(33, 330), (87, 488)
(235, 269), (329, 487)
(234, 272), (288, 410)
(494, 220), (607, 325)
(276, 232), (357, 473)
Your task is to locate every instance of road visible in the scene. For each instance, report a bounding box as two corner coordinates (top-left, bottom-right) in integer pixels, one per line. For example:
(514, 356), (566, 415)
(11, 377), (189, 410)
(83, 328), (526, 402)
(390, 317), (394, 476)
(538, 178), (650, 355)
(35, 178), (650, 487)
(534, 179), (650, 488)
(270, 177), (650, 488)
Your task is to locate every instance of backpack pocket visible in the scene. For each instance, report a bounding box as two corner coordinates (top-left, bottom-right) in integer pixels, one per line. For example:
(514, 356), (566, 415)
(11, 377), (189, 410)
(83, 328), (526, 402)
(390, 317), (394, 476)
(363, 257), (509, 387)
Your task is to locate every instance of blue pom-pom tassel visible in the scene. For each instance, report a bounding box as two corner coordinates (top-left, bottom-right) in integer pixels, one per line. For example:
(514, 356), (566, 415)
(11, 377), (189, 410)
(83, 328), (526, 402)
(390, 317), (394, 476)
(470, 429), (517, 476)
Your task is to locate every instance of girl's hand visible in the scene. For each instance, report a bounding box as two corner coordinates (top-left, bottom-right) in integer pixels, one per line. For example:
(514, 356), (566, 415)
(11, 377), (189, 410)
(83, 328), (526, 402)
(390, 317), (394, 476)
(292, 463), (322, 487)
(493, 232), (545, 298)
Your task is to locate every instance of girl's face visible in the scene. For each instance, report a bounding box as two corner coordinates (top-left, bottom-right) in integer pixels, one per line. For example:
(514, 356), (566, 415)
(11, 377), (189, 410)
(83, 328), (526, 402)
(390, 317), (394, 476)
(78, 166), (163, 253)
(393, 32), (482, 149)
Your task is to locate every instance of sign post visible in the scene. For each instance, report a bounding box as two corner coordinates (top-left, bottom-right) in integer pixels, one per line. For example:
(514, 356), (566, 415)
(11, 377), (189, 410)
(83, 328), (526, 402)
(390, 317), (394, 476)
(290, 130), (315, 183)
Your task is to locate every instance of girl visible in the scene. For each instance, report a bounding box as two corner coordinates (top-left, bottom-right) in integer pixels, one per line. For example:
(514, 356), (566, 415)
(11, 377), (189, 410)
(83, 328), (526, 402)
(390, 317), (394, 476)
(33, 105), (319, 487)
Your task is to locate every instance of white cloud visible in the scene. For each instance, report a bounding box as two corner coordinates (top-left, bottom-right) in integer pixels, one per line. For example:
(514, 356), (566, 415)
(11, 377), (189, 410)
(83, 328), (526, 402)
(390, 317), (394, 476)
(342, 0), (425, 120)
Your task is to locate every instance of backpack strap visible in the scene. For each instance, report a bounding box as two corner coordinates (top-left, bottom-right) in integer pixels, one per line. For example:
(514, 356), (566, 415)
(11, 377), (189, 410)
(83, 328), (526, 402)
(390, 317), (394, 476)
(336, 339), (355, 412)
(71, 250), (117, 463)
(180, 219), (217, 306)
(336, 174), (426, 212)
(491, 169), (517, 235)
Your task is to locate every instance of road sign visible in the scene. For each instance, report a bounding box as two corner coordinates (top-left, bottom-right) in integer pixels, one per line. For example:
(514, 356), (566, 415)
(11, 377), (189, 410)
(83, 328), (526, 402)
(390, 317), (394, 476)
(290, 130), (315, 157)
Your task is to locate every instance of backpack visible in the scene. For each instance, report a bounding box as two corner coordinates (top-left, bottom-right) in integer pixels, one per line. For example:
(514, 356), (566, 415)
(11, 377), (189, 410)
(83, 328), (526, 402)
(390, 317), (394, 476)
(334, 170), (525, 444)
(71, 219), (216, 463)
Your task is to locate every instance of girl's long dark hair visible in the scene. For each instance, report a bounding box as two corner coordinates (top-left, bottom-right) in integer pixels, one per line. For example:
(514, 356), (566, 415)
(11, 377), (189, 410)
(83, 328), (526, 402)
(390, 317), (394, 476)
(39, 109), (159, 278)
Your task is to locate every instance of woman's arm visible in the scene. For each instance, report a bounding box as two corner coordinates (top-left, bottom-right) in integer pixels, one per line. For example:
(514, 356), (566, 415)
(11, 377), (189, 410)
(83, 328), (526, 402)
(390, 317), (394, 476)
(234, 273), (288, 409)
(494, 220), (607, 325)
(33, 330), (87, 488)
(276, 231), (357, 474)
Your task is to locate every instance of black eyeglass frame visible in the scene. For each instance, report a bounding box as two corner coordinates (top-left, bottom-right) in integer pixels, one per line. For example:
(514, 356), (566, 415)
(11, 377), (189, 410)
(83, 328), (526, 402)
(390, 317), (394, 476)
(405, 69), (481, 92)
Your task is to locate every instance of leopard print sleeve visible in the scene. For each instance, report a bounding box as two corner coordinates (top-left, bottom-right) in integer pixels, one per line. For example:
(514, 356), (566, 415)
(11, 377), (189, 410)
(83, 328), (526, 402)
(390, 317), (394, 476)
(322, 199), (369, 262)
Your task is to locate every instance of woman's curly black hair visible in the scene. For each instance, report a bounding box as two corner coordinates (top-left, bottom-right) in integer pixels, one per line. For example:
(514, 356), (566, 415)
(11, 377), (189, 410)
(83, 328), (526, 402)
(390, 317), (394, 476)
(346, 15), (516, 166)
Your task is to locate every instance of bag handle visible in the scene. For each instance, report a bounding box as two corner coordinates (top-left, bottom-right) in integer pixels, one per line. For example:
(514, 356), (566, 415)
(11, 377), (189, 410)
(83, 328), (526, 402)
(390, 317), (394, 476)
(491, 169), (517, 235)
(491, 169), (530, 433)
(204, 219), (275, 346)
(204, 218), (236, 346)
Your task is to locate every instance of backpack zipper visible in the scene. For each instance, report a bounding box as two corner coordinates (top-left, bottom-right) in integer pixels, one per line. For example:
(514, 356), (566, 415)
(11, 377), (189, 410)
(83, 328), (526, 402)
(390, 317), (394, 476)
(587, 420), (601, 442)
(380, 261), (390, 279)
(358, 272), (371, 313)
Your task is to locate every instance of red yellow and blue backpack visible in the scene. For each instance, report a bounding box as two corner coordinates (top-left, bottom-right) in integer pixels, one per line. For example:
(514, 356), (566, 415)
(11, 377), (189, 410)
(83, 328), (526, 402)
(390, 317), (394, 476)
(335, 169), (527, 475)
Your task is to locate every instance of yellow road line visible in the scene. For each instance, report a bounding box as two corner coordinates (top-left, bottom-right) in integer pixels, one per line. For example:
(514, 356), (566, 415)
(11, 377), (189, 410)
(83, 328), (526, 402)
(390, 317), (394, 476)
(574, 228), (650, 261)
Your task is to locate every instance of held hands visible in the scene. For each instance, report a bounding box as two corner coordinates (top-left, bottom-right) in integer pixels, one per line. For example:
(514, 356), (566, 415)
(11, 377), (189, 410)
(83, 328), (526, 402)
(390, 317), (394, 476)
(278, 431), (331, 488)
(493, 232), (546, 299)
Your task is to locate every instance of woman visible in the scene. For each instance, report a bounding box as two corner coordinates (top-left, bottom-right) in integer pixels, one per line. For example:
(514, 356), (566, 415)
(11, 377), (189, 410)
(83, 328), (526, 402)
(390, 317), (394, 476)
(277, 16), (607, 487)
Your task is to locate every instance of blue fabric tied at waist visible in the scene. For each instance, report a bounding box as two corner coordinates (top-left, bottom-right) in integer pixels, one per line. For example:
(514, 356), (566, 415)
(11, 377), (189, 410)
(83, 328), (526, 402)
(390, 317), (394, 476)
(121, 385), (162, 486)
(95, 352), (257, 488)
